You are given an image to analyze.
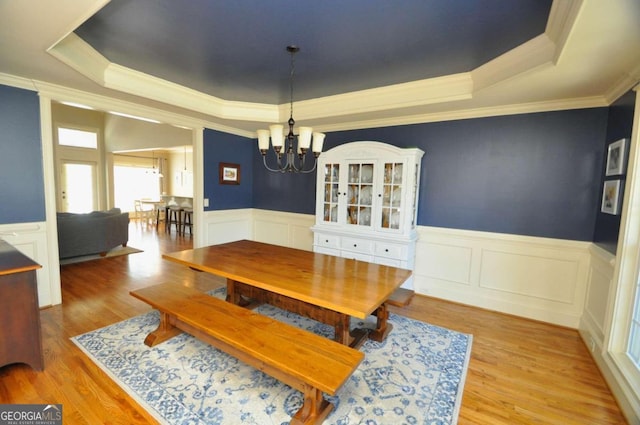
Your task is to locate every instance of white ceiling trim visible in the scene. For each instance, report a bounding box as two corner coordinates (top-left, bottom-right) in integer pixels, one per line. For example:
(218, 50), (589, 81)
(2, 0), (632, 138)
(545, 0), (584, 64)
(604, 63), (640, 105)
(31, 79), (258, 137)
(0, 73), (37, 91)
(47, 31), (109, 86)
(316, 95), (609, 133)
(471, 34), (556, 92)
(292, 73), (474, 121)
(47, 33), (280, 123)
(44, 0), (591, 132)
(104, 63), (279, 122)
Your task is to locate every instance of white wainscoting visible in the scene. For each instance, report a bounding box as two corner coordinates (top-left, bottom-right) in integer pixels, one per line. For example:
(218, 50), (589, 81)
(0, 221), (59, 307)
(579, 246), (640, 425)
(252, 209), (315, 251)
(200, 209), (314, 251)
(414, 226), (591, 328)
(200, 209), (254, 247)
(580, 244), (615, 349)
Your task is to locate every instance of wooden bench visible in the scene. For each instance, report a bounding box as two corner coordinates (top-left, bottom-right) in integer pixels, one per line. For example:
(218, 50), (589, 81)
(130, 283), (364, 425)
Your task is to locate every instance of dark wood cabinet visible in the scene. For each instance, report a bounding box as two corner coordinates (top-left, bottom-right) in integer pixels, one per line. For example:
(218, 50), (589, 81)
(0, 240), (43, 371)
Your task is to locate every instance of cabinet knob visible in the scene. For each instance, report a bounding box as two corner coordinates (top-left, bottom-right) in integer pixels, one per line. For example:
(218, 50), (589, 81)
(385, 248), (389, 252)
(353, 244), (357, 247)
(325, 239), (329, 243)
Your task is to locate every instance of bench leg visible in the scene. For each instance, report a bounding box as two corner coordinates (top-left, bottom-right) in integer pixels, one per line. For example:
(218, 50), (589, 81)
(369, 302), (393, 342)
(290, 384), (333, 425)
(144, 312), (182, 347)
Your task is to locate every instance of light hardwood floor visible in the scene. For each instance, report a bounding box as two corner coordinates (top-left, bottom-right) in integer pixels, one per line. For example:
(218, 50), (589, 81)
(0, 221), (628, 424)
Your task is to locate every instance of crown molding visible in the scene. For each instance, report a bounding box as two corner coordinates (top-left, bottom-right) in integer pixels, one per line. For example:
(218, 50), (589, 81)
(0, 73), (37, 91)
(0, 69), (610, 139)
(43, 0), (587, 127)
(104, 63), (279, 123)
(291, 73), (473, 121)
(48, 22), (595, 131)
(471, 34), (555, 92)
(45, 0), (111, 51)
(29, 79), (252, 138)
(546, 0), (584, 64)
(47, 32), (109, 85)
(316, 95), (609, 133)
(604, 63), (640, 104)
(47, 33), (279, 124)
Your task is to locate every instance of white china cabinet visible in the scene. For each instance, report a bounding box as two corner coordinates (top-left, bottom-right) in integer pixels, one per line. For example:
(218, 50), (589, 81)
(311, 141), (424, 288)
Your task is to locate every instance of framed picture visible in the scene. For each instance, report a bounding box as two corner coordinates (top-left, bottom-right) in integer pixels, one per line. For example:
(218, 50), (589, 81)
(605, 138), (627, 176)
(601, 179), (622, 215)
(219, 162), (241, 185)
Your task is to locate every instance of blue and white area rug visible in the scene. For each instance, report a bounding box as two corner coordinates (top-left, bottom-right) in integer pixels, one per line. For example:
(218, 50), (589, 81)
(71, 288), (472, 425)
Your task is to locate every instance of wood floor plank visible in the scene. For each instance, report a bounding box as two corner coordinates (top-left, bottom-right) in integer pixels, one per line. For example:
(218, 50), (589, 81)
(0, 220), (629, 424)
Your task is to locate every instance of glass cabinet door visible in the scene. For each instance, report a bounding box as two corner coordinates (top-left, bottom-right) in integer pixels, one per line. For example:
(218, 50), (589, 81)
(322, 163), (340, 223)
(346, 162), (374, 227)
(381, 162), (403, 230)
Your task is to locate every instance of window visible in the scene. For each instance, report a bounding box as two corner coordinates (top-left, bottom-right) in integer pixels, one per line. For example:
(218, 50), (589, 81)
(57, 127), (98, 149)
(113, 166), (161, 212)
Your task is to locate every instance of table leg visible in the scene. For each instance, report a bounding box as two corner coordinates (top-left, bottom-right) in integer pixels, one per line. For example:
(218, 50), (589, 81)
(144, 311), (182, 347)
(369, 302), (394, 343)
(334, 314), (352, 346)
(225, 279), (253, 307)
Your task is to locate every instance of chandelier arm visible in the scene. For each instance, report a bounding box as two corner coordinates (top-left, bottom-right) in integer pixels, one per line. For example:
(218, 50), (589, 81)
(297, 157), (318, 174)
(262, 154), (287, 173)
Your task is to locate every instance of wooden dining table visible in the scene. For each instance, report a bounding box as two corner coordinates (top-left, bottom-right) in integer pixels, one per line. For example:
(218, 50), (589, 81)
(162, 239), (412, 347)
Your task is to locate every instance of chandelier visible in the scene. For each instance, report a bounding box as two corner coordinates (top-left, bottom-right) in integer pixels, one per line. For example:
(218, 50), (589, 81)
(257, 45), (325, 173)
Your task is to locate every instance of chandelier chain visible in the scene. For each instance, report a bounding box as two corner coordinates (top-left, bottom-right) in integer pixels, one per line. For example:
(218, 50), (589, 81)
(289, 49), (295, 120)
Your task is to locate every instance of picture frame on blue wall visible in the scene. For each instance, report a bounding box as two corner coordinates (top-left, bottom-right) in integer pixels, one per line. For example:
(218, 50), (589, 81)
(219, 162), (240, 185)
(605, 138), (627, 176)
(601, 179), (622, 215)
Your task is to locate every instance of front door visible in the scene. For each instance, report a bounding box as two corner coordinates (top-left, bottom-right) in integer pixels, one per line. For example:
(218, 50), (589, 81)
(59, 161), (97, 213)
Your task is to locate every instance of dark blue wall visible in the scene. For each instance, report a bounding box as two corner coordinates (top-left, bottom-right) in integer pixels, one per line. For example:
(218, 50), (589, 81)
(593, 91), (636, 254)
(0, 85), (45, 224)
(253, 108), (609, 241)
(252, 151), (317, 214)
(203, 128), (254, 210)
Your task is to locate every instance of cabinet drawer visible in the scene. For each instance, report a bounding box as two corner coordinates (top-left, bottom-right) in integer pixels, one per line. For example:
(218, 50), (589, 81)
(341, 237), (374, 254)
(374, 242), (407, 259)
(315, 234), (340, 249)
(314, 246), (340, 257)
(341, 251), (373, 262)
(375, 256), (402, 268)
